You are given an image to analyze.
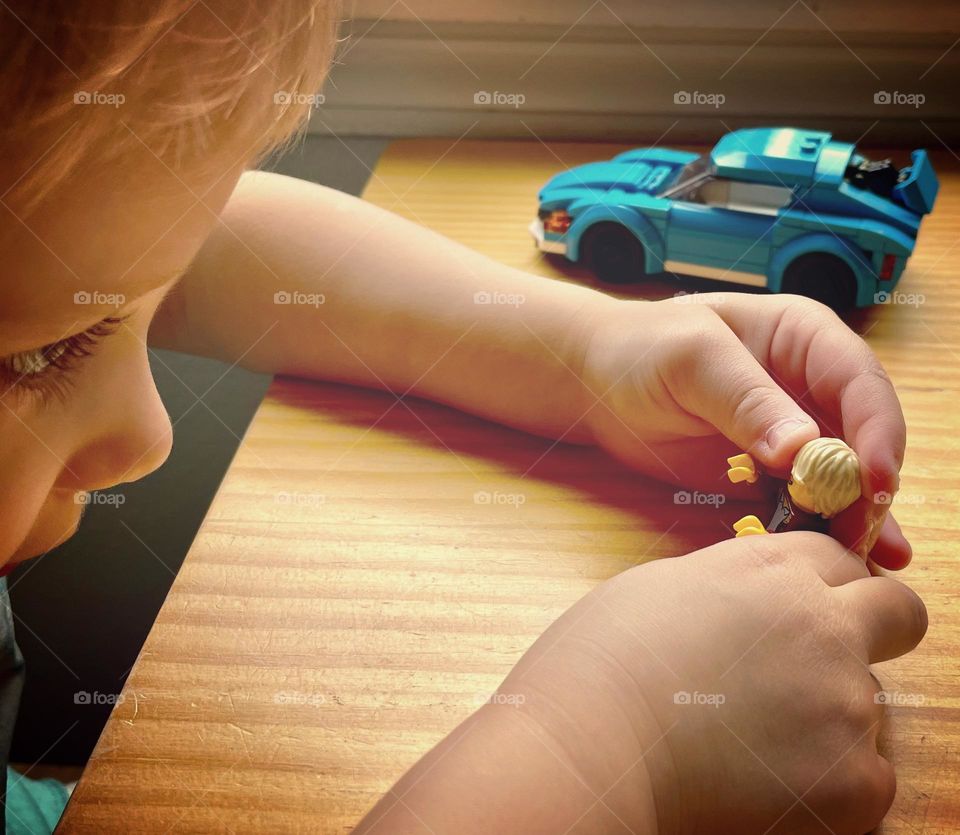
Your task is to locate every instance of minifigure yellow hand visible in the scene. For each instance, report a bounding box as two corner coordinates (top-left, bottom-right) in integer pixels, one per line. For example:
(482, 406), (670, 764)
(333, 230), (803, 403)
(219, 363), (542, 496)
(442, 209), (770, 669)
(726, 453), (759, 485)
(732, 515), (768, 537)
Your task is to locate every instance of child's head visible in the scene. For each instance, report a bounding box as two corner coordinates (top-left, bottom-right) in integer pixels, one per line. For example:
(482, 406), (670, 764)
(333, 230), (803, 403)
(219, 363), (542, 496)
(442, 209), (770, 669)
(0, 1), (339, 570)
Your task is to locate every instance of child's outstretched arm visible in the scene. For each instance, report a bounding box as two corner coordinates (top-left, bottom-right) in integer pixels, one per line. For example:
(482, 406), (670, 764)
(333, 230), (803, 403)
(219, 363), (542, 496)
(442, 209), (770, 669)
(150, 170), (612, 442)
(150, 171), (907, 566)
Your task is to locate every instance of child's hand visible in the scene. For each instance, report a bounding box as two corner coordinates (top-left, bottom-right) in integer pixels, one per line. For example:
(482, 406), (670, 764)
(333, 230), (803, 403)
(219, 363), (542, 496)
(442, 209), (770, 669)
(580, 293), (907, 566)
(494, 532), (926, 834)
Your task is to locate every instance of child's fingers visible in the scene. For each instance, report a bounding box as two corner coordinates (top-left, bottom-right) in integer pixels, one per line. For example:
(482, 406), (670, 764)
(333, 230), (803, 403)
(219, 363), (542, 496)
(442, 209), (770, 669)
(835, 575), (928, 664)
(830, 495), (912, 564)
(705, 296), (905, 471)
(830, 368), (904, 557)
(829, 495), (878, 560)
(831, 506), (912, 570)
(667, 316), (819, 471)
(706, 295), (906, 528)
(868, 513), (913, 570)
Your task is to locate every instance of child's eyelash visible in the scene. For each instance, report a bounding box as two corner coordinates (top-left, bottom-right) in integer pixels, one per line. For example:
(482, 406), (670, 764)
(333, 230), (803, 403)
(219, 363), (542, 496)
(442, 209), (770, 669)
(0, 316), (128, 403)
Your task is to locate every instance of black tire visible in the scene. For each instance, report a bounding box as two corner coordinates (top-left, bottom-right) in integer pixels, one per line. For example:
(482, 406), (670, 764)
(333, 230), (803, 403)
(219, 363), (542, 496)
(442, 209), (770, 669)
(781, 253), (858, 312)
(581, 223), (645, 285)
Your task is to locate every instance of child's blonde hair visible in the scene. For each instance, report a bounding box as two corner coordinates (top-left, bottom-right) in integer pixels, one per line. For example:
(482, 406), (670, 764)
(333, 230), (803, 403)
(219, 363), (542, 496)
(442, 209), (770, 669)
(1, 0), (341, 214)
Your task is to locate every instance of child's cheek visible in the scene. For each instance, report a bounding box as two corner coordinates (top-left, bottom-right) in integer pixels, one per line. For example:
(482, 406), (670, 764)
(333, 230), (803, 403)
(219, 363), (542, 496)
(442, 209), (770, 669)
(0, 426), (72, 566)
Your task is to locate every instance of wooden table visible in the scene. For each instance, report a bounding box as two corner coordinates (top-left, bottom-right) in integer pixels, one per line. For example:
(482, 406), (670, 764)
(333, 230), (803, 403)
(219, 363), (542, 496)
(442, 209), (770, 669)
(60, 140), (960, 833)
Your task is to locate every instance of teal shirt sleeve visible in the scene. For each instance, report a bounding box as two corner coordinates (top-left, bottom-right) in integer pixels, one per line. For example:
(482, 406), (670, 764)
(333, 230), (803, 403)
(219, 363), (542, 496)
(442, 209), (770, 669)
(5, 770), (68, 835)
(0, 578), (69, 832)
(0, 577), (26, 832)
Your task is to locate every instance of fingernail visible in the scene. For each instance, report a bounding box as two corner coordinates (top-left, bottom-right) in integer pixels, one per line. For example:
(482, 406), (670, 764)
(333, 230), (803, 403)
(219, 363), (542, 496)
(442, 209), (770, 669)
(765, 417), (815, 451)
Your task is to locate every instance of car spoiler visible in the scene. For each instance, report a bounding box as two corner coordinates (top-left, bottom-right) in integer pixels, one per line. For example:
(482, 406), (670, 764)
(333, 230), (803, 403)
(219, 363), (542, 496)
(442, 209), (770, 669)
(894, 149), (938, 215)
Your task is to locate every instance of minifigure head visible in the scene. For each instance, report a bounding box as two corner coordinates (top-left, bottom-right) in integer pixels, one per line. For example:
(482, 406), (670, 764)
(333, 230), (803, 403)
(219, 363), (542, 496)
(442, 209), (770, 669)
(787, 437), (862, 518)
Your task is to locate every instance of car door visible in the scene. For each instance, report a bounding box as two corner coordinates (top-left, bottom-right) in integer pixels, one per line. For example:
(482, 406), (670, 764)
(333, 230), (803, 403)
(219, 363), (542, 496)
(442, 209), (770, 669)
(665, 178), (792, 286)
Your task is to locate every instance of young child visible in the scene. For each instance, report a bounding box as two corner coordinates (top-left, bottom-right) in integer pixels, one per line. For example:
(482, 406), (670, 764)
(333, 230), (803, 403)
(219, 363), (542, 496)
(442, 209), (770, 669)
(0, 2), (927, 833)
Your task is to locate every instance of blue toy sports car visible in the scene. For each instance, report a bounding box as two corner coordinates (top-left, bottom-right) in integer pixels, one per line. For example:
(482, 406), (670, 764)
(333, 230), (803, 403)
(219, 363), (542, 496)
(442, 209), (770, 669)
(530, 127), (938, 310)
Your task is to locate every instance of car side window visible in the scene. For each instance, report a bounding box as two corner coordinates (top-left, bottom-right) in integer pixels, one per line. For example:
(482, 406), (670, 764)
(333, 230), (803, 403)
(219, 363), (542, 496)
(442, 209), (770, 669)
(680, 178), (793, 214)
(699, 178), (731, 206)
(723, 181), (794, 214)
(674, 176), (726, 206)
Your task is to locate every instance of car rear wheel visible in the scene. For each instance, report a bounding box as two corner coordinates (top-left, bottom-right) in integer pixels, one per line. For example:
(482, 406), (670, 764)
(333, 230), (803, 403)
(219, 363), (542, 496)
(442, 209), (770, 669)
(781, 253), (858, 312)
(582, 223), (645, 284)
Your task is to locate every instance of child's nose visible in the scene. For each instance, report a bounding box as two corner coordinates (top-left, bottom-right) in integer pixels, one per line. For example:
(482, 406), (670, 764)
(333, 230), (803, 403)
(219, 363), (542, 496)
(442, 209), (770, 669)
(64, 377), (173, 493)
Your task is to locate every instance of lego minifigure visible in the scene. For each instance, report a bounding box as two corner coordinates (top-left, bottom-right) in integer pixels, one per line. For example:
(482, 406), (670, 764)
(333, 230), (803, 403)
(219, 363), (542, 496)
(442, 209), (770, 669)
(726, 437), (862, 537)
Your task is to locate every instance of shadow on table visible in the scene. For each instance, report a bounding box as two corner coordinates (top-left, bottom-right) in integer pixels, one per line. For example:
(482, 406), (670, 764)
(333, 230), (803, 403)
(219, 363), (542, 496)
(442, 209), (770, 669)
(267, 378), (774, 561)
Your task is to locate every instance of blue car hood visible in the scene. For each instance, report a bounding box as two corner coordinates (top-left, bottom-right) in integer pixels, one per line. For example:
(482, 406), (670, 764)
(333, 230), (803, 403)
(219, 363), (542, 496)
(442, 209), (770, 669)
(540, 151), (696, 202)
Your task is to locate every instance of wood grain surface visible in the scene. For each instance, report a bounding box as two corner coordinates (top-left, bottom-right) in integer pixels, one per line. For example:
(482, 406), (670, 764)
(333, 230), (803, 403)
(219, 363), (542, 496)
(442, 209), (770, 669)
(59, 139), (960, 833)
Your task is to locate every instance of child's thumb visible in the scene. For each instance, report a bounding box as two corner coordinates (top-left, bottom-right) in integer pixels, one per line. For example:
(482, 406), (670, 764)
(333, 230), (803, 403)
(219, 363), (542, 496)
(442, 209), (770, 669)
(673, 332), (819, 471)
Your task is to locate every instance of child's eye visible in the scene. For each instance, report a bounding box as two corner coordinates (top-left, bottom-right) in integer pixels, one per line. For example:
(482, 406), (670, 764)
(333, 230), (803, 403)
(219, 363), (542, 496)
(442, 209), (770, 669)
(0, 316), (127, 401)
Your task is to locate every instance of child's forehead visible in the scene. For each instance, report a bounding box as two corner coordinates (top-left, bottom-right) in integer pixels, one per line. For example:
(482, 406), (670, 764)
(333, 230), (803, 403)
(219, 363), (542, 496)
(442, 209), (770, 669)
(0, 270), (173, 352)
(0, 207), (185, 351)
(1, 155), (243, 351)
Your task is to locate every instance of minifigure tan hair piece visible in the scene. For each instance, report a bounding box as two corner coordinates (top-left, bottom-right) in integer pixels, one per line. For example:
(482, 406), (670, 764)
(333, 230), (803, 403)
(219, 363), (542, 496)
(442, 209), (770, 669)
(788, 437), (862, 518)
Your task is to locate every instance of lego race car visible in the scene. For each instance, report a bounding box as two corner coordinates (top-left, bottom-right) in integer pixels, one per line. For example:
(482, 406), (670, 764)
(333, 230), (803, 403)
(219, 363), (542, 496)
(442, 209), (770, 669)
(530, 127), (938, 310)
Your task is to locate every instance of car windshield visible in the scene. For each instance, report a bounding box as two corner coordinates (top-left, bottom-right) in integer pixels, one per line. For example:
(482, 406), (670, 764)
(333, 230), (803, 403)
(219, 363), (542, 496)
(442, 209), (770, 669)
(660, 155), (712, 198)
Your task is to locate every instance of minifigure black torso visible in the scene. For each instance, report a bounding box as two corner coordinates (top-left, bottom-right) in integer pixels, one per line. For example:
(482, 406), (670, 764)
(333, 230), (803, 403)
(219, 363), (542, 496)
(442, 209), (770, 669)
(765, 486), (829, 534)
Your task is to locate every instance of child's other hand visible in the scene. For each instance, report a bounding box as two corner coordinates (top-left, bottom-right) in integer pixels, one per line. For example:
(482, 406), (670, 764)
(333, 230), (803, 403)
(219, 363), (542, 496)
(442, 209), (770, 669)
(494, 532), (926, 835)
(580, 293), (907, 567)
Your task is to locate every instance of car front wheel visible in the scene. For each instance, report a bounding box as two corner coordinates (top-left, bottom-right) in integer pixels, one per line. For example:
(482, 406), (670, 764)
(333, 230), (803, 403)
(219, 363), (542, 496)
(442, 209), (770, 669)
(582, 223), (646, 285)
(781, 253), (858, 312)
